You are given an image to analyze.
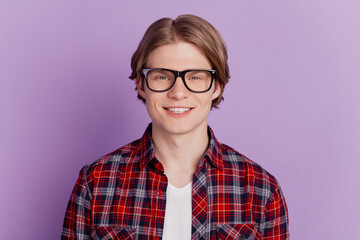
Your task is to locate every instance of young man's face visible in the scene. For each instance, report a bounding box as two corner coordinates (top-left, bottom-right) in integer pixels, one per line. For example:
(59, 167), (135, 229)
(137, 41), (221, 136)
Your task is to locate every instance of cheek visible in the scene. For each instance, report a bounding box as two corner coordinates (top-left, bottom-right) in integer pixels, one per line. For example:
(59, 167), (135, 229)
(198, 95), (214, 110)
(145, 94), (162, 111)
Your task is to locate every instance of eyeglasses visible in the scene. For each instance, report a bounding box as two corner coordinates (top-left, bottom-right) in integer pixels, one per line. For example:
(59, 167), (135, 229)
(141, 68), (217, 93)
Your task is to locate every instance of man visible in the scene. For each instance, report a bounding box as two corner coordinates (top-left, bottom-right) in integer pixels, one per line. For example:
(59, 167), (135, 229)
(62, 14), (289, 240)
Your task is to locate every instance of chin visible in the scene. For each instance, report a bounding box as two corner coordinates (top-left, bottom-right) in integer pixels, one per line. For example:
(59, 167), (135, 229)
(162, 120), (207, 136)
(162, 125), (192, 135)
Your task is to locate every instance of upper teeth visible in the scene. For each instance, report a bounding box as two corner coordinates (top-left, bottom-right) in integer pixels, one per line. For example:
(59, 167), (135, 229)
(168, 107), (191, 114)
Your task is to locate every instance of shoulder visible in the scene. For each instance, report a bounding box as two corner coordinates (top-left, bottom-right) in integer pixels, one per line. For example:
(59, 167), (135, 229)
(220, 143), (280, 193)
(78, 138), (143, 187)
(208, 127), (278, 187)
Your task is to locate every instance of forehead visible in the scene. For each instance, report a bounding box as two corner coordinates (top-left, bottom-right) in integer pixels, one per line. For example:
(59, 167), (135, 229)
(146, 41), (212, 70)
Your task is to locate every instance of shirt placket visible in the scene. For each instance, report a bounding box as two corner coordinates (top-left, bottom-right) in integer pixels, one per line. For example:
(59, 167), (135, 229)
(191, 164), (208, 240)
(149, 160), (168, 240)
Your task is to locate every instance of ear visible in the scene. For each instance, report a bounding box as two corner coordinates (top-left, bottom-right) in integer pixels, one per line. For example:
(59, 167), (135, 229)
(137, 78), (146, 99)
(212, 82), (222, 100)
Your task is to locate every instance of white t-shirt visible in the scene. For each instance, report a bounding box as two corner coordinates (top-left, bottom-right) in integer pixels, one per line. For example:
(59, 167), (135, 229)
(162, 182), (192, 240)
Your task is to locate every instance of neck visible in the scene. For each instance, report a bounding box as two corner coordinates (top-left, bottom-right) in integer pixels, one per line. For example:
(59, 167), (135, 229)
(151, 124), (209, 186)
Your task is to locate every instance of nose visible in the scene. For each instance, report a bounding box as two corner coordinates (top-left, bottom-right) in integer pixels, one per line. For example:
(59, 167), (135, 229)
(167, 76), (189, 99)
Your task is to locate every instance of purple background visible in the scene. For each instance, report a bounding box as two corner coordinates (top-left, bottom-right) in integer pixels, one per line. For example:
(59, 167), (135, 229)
(1, 0), (359, 239)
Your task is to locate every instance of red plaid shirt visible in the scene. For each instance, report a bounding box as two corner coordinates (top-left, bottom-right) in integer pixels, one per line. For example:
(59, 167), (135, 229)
(62, 125), (289, 239)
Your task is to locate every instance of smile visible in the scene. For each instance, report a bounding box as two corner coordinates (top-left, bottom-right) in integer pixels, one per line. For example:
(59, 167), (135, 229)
(165, 107), (192, 114)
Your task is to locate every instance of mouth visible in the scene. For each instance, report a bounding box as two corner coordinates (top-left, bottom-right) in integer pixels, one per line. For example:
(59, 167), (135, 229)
(164, 107), (192, 114)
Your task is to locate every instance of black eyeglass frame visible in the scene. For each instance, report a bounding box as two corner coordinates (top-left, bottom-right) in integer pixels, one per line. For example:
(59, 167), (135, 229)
(141, 68), (217, 93)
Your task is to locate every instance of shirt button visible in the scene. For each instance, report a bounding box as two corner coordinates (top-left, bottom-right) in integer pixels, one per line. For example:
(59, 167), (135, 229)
(156, 190), (163, 196)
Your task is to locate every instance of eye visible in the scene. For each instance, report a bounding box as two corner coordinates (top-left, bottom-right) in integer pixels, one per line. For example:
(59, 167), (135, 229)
(158, 75), (170, 80)
(190, 75), (201, 80)
(152, 74), (172, 81)
(186, 71), (209, 81)
(148, 70), (173, 81)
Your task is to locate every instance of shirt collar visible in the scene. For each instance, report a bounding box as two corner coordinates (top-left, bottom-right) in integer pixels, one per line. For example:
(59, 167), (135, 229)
(204, 126), (224, 170)
(138, 123), (224, 171)
(138, 124), (157, 171)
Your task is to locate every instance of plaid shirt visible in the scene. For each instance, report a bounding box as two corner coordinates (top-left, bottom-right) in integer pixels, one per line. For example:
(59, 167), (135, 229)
(62, 124), (289, 240)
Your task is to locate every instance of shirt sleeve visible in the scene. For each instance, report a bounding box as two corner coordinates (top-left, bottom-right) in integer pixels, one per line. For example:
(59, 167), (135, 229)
(61, 166), (92, 239)
(262, 181), (290, 240)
